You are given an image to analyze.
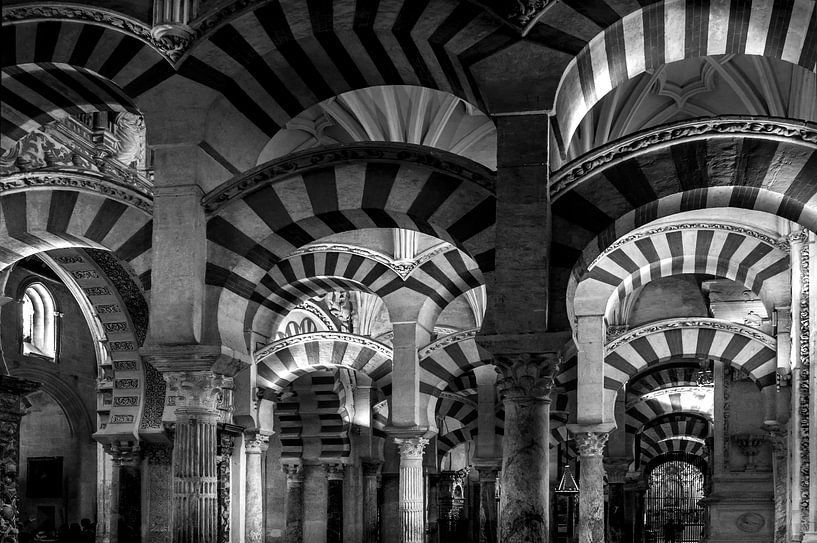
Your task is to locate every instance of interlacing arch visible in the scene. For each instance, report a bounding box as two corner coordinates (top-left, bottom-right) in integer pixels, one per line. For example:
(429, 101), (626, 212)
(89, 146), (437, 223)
(604, 319), (776, 390)
(553, 0), (817, 152)
(204, 144), (496, 356)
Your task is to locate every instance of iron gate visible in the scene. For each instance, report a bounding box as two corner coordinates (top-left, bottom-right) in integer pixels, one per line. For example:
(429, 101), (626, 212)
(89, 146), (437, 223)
(643, 461), (705, 542)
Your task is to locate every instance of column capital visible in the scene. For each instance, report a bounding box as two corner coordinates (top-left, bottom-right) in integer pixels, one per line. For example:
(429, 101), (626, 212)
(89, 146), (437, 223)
(104, 440), (142, 467)
(568, 424), (614, 457)
(494, 352), (560, 401)
(395, 436), (430, 459)
(362, 461), (382, 477)
(283, 463), (303, 484)
(0, 375), (40, 418)
(164, 370), (231, 414)
(473, 460), (501, 481)
(218, 431), (237, 458)
(603, 458), (631, 484)
(325, 463), (345, 481)
(243, 432), (270, 454)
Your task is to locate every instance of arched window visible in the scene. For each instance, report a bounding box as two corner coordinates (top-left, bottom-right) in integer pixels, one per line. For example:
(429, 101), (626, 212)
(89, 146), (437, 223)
(21, 282), (57, 359)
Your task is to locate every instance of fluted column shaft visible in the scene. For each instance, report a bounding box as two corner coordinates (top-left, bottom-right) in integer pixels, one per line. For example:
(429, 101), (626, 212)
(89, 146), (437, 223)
(496, 354), (559, 543)
(363, 462), (381, 543)
(284, 465), (304, 543)
(396, 437), (429, 543)
(173, 410), (218, 542)
(245, 433), (270, 543)
(573, 431), (610, 543)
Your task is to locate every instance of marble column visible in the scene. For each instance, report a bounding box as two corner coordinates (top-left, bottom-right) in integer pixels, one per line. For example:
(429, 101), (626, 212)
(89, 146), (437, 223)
(495, 354), (560, 543)
(245, 433), (270, 543)
(0, 376), (39, 543)
(284, 464), (304, 543)
(303, 462), (329, 543)
(573, 431), (610, 543)
(106, 440), (143, 543)
(395, 436), (429, 543)
(165, 371), (226, 543)
(475, 464), (500, 543)
(362, 462), (381, 543)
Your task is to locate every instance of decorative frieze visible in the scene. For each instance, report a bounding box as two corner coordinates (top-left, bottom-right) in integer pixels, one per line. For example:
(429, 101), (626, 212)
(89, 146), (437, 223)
(202, 142), (496, 213)
(164, 371), (231, 413)
(418, 328), (478, 359)
(495, 353), (560, 401)
(217, 433), (235, 543)
(255, 331), (392, 364)
(551, 116), (817, 199)
(796, 236), (810, 530)
(606, 317), (776, 353)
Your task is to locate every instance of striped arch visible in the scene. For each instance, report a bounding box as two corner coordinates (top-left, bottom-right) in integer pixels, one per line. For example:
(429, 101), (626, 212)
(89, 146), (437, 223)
(255, 332), (392, 395)
(626, 393), (714, 435)
(0, 188), (152, 285)
(553, 180), (817, 329)
(419, 331), (492, 393)
(277, 371), (352, 461)
(627, 363), (700, 397)
(205, 145), (495, 356)
(639, 436), (707, 465)
(175, 0), (504, 158)
(571, 223), (790, 320)
(640, 412), (710, 443)
(1, 13), (175, 150)
(605, 320), (776, 391)
(553, 0), (817, 150)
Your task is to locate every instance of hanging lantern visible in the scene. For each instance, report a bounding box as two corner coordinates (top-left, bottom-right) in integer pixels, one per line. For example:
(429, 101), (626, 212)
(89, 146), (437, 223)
(555, 464), (579, 494)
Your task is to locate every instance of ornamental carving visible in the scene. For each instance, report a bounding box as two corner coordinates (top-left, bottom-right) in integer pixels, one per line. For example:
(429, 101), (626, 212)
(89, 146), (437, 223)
(255, 331), (392, 364)
(96, 304), (121, 314)
(798, 240), (810, 530)
(110, 341), (136, 352)
(396, 437), (429, 459)
(419, 328), (478, 359)
(104, 440), (141, 466)
(84, 287), (111, 296)
(0, 171), (153, 212)
(217, 432), (235, 543)
(144, 444), (172, 466)
(104, 322), (128, 333)
(551, 116), (817, 198)
(574, 432), (609, 457)
(283, 463), (303, 483)
(606, 318), (776, 354)
(325, 463), (345, 481)
(164, 371), (230, 412)
(72, 270), (99, 280)
(244, 433), (270, 454)
(114, 379), (139, 389)
(495, 353), (560, 401)
(113, 396), (139, 407)
(362, 462), (382, 477)
(113, 360), (137, 371)
(109, 414), (135, 424)
(289, 242), (452, 281)
(202, 143), (495, 213)
(508, 0), (553, 26)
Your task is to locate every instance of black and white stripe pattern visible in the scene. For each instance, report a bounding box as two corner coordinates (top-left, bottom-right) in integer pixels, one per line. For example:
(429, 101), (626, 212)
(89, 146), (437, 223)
(627, 396), (713, 436)
(419, 332), (491, 395)
(554, 0), (817, 150)
(605, 321), (776, 390)
(627, 364), (699, 397)
(571, 224), (790, 320)
(256, 332), (392, 395)
(207, 154), (495, 355)
(277, 371), (352, 461)
(0, 189), (152, 287)
(552, 140), (817, 329)
(639, 436), (707, 465)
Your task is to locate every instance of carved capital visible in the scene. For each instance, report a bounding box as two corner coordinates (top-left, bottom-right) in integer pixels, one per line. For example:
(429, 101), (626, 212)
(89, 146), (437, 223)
(395, 437), (429, 459)
(573, 431), (609, 457)
(104, 440), (142, 467)
(495, 352), (560, 401)
(218, 432), (236, 458)
(244, 432), (270, 455)
(283, 463), (303, 484)
(362, 461), (382, 477)
(164, 371), (230, 414)
(604, 458), (631, 484)
(325, 463), (345, 481)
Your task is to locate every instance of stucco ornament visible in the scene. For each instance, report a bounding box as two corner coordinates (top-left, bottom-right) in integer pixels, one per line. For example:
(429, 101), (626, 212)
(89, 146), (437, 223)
(114, 113), (146, 168)
(736, 512), (765, 533)
(495, 353), (560, 401)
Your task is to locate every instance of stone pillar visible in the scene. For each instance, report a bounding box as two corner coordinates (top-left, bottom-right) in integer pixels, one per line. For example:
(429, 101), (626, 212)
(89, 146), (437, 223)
(395, 436), (429, 543)
(604, 458), (629, 543)
(283, 464), (304, 543)
(144, 444), (173, 543)
(362, 462), (381, 543)
(572, 429), (611, 543)
(216, 433), (235, 543)
(106, 440), (143, 543)
(245, 432), (269, 543)
(495, 354), (559, 543)
(303, 462), (329, 543)
(0, 376), (39, 543)
(474, 463), (500, 543)
(327, 464), (345, 543)
(164, 371), (226, 543)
